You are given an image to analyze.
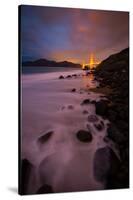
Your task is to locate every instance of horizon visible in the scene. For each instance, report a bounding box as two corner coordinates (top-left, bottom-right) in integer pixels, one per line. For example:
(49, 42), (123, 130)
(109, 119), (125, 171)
(20, 5), (129, 64)
(22, 47), (129, 66)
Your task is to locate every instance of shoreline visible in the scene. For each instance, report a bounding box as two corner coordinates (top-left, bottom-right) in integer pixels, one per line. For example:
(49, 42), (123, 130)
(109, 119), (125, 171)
(94, 48), (129, 188)
(21, 69), (122, 194)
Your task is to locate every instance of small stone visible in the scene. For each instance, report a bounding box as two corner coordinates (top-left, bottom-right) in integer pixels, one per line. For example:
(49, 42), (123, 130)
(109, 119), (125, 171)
(88, 115), (99, 122)
(68, 105), (74, 109)
(72, 74), (77, 77)
(59, 75), (64, 79)
(100, 120), (104, 126)
(76, 130), (93, 143)
(38, 131), (53, 144)
(66, 75), (71, 78)
(103, 136), (110, 143)
(94, 123), (103, 131)
(81, 99), (91, 105)
(71, 88), (76, 92)
(61, 106), (65, 110)
(94, 121), (104, 131)
(82, 110), (88, 114)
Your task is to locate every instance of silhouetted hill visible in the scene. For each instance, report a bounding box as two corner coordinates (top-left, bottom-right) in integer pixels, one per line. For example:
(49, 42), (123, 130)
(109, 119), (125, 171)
(94, 47), (129, 189)
(22, 58), (81, 68)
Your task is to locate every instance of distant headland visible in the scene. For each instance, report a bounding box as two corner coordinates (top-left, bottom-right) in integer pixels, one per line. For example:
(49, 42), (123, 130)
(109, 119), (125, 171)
(22, 58), (82, 68)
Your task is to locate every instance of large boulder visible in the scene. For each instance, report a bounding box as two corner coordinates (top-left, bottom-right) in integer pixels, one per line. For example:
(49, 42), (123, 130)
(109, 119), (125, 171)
(19, 159), (33, 195)
(36, 184), (53, 194)
(95, 100), (108, 116)
(93, 147), (120, 188)
(76, 130), (93, 143)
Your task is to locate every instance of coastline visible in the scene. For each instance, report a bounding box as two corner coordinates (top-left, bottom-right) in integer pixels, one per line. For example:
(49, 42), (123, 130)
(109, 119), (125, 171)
(94, 48), (129, 188)
(21, 68), (121, 194)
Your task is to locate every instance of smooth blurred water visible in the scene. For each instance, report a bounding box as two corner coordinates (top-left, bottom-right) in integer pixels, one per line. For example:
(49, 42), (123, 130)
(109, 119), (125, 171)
(22, 66), (80, 75)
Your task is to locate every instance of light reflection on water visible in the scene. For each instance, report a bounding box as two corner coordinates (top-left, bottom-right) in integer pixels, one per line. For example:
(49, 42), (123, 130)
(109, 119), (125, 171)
(81, 73), (97, 89)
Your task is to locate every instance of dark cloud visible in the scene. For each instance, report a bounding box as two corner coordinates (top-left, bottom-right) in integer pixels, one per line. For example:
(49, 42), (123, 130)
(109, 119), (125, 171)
(20, 5), (129, 63)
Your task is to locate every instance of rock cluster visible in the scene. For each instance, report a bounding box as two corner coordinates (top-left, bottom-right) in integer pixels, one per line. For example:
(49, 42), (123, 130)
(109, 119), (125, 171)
(76, 130), (93, 143)
(94, 48), (129, 188)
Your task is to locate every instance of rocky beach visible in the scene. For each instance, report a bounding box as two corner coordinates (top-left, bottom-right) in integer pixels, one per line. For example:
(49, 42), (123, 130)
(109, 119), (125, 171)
(20, 48), (129, 195)
(94, 48), (129, 188)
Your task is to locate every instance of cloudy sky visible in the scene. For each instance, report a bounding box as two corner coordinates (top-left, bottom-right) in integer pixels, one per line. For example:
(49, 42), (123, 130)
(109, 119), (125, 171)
(20, 5), (129, 64)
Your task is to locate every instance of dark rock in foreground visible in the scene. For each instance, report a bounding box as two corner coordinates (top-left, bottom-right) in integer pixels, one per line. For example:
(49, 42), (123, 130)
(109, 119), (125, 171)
(94, 121), (104, 131)
(81, 99), (91, 105)
(95, 100), (108, 116)
(94, 47), (129, 188)
(88, 115), (99, 122)
(68, 105), (74, 109)
(20, 159), (33, 195)
(59, 75), (64, 79)
(71, 88), (76, 92)
(82, 110), (88, 114)
(93, 147), (120, 188)
(66, 75), (72, 78)
(76, 130), (93, 143)
(72, 74), (77, 77)
(38, 131), (53, 144)
(36, 184), (53, 194)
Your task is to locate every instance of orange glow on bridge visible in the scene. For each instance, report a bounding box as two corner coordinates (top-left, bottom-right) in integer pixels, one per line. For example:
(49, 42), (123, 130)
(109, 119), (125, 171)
(82, 54), (100, 69)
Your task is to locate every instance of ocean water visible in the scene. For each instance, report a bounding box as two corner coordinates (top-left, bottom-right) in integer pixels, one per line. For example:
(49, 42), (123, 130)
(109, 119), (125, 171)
(21, 67), (119, 194)
(22, 66), (80, 75)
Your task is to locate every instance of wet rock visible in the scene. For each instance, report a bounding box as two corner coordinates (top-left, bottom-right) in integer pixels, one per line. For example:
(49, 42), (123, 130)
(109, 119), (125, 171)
(38, 131), (53, 144)
(103, 136), (110, 143)
(94, 121), (104, 131)
(20, 159), (33, 195)
(36, 184), (53, 194)
(68, 105), (74, 110)
(66, 75), (72, 78)
(100, 120), (104, 126)
(93, 147), (120, 184)
(107, 123), (125, 144)
(86, 124), (91, 131)
(72, 74), (77, 77)
(94, 48), (129, 188)
(61, 106), (65, 110)
(88, 115), (99, 122)
(82, 110), (88, 115)
(95, 100), (108, 116)
(81, 99), (91, 105)
(71, 88), (76, 92)
(76, 130), (93, 143)
(59, 75), (64, 79)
